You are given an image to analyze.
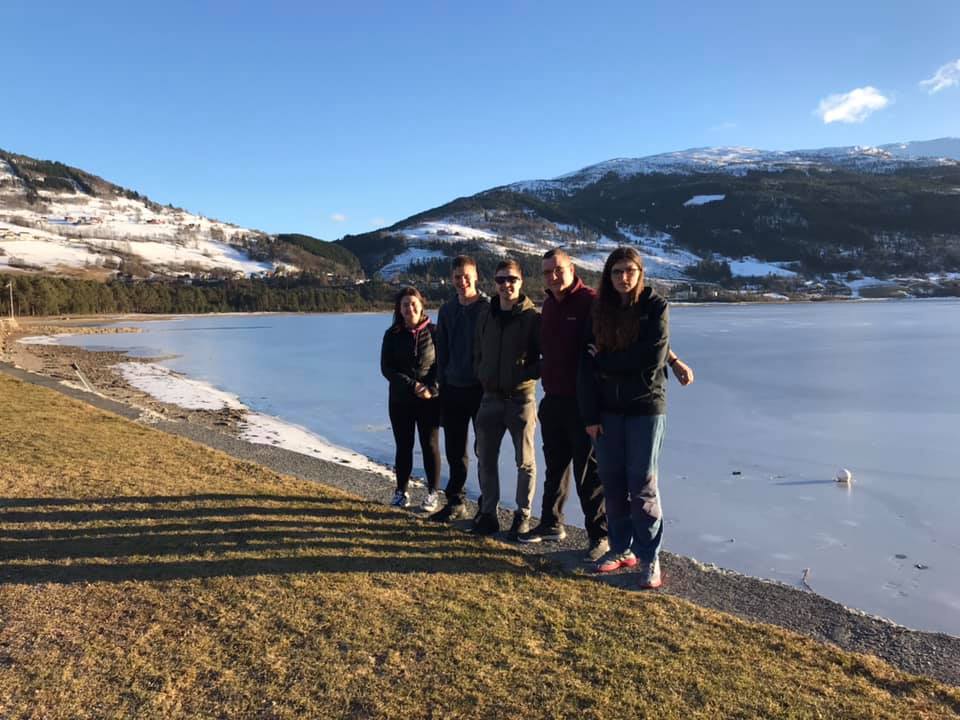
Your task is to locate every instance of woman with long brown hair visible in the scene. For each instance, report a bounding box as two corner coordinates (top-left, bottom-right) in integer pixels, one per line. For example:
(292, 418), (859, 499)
(380, 286), (442, 510)
(577, 247), (670, 588)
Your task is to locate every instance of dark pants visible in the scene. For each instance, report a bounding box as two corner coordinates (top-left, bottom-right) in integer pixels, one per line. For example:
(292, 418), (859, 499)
(595, 413), (666, 563)
(539, 394), (607, 542)
(440, 383), (483, 505)
(388, 396), (441, 493)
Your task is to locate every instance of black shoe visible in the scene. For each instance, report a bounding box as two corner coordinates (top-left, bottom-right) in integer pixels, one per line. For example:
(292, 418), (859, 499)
(518, 524), (567, 544)
(473, 495), (484, 522)
(506, 513), (531, 541)
(470, 512), (500, 536)
(429, 503), (469, 523)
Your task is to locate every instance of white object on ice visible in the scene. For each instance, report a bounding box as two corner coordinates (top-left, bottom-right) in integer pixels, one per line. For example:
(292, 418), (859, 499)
(835, 468), (853, 484)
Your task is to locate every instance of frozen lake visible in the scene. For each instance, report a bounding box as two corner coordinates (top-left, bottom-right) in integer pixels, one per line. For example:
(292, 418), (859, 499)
(55, 299), (960, 636)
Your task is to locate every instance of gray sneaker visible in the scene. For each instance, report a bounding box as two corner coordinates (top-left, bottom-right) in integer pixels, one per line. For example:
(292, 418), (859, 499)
(639, 558), (662, 589)
(584, 537), (610, 563)
(518, 524), (567, 544)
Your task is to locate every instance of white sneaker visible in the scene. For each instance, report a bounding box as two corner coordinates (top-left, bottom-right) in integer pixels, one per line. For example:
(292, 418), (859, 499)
(420, 491), (441, 512)
(390, 490), (410, 508)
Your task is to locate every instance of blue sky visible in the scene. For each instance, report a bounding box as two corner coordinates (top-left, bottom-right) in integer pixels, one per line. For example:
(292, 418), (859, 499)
(2, 2), (958, 240)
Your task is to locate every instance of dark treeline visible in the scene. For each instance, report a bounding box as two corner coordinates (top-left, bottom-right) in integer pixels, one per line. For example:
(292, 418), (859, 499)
(0, 274), (452, 317)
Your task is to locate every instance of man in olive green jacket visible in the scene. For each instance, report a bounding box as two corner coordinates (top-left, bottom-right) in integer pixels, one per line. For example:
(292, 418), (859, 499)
(471, 259), (541, 539)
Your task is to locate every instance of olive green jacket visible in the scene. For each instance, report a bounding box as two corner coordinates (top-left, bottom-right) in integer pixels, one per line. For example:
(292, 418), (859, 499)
(473, 294), (541, 395)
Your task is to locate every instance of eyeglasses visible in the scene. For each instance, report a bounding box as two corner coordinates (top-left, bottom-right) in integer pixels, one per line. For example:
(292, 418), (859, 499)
(611, 267), (641, 277)
(542, 266), (571, 278)
(494, 275), (521, 285)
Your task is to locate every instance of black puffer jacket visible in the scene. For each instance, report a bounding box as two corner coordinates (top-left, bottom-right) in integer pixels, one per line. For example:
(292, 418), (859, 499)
(380, 319), (440, 402)
(577, 287), (669, 424)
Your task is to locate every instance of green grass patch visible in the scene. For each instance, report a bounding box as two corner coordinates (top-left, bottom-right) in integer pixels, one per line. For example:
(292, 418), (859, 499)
(1, 373), (958, 718)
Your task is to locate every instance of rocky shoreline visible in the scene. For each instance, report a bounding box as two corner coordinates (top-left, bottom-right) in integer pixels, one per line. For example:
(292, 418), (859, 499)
(2, 316), (959, 687)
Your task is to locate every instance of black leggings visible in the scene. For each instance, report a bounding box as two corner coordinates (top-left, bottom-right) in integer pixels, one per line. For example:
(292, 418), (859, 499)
(389, 396), (441, 493)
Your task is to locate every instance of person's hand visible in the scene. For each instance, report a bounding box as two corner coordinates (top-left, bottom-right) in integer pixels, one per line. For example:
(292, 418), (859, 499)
(670, 358), (694, 386)
(585, 424), (602, 440)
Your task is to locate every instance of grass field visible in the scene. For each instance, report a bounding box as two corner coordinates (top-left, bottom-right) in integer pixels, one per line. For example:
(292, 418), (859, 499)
(1, 372), (958, 719)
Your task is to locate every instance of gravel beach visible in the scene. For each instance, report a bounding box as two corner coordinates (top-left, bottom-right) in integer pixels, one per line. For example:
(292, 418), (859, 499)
(2, 319), (958, 687)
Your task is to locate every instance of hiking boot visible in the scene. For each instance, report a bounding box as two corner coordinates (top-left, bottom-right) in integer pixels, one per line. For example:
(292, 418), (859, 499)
(420, 490), (441, 513)
(506, 513), (531, 541)
(429, 502), (469, 522)
(639, 558), (662, 589)
(518, 524), (567, 544)
(470, 512), (500, 536)
(595, 549), (638, 574)
(584, 537), (610, 563)
(390, 490), (410, 508)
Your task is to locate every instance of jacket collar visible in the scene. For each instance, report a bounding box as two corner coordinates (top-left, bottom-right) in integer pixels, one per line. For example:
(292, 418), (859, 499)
(544, 275), (587, 304)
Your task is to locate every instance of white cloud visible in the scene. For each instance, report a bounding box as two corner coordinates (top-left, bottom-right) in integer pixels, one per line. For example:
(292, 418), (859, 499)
(816, 86), (890, 124)
(920, 59), (960, 94)
(330, 213), (348, 223)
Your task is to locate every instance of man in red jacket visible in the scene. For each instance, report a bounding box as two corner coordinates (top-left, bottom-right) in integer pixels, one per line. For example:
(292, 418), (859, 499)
(518, 249), (608, 559)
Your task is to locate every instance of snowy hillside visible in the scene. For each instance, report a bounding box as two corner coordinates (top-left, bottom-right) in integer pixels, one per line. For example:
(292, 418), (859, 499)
(0, 154), (288, 279)
(367, 212), (789, 283)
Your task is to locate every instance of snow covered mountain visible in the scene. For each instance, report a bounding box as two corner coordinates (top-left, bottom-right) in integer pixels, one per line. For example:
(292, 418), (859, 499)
(0, 150), (289, 279)
(507, 138), (960, 197)
(338, 138), (960, 289)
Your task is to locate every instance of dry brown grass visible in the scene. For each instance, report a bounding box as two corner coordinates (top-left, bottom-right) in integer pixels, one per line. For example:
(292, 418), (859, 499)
(1, 372), (958, 719)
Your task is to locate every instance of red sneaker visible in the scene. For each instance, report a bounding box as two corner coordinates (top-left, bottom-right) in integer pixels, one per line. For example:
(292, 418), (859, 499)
(595, 550), (638, 573)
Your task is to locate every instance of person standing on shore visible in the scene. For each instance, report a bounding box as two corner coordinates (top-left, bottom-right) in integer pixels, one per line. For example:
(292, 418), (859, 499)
(578, 247), (670, 588)
(517, 249), (609, 559)
(472, 259), (541, 539)
(429, 256), (489, 522)
(380, 286), (442, 510)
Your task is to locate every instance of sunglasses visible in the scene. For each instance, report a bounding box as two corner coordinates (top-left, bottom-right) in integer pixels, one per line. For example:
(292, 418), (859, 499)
(494, 275), (521, 285)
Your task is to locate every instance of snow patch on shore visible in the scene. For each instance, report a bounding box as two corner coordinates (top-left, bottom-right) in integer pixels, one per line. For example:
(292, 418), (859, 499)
(240, 413), (393, 479)
(114, 362), (245, 410)
(112, 361), (393, 478)
(16, 335), (65, 345)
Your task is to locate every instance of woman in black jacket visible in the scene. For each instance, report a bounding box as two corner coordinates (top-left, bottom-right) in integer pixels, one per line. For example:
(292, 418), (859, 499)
(380, 286), (442, 510)
(578, 247), (670, 588)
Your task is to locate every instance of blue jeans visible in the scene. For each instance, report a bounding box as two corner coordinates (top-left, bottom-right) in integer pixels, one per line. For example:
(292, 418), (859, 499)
(594, 413), (666, 563)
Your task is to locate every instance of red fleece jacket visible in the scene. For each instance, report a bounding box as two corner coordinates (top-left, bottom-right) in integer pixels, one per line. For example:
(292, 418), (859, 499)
(540, 276), (596, 397)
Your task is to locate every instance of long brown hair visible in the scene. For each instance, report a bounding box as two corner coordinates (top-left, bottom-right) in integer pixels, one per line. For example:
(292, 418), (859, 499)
(391, 286), (427, 330)
(592, 247), (646, 351)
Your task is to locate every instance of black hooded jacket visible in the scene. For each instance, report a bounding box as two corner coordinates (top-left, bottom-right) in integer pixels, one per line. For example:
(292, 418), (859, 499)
(380, 319), (440, 403)
(577, 287), (669, 424)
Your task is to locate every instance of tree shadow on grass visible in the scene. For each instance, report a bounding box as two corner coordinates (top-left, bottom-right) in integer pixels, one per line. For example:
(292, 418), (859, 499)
(0, 494), (524, 585)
